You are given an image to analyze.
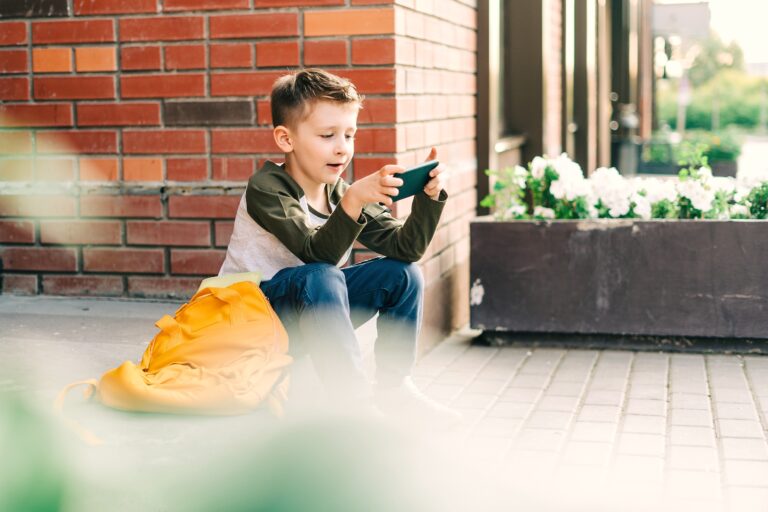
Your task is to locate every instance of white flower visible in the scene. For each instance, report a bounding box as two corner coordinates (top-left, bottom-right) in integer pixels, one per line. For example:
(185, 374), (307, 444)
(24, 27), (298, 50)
(730, 204), (749, 217)
(504, 204), (527, 218)
(734, 186), (751, 203)
(697, 166), (713, 181)
(677, 179), (715, 212)
(512, 165), (528, 189)
(549, 155), (589, 201)
(530, 157), (548, 179)
(632, 193), (652, 220)
(711, 176), (736, 195)
(533, 206), (555, 219)
(635, 177), (677, 204)
(590, 166), (632, 217)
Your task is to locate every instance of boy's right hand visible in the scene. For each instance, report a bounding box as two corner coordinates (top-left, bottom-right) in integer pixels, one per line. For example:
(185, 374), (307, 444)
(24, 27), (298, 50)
(341, 165), (404, 219)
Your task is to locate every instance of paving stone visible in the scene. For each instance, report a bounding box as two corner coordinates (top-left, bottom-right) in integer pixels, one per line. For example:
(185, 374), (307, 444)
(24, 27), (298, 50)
(451, 392), (497, 409)
(509, 373), (551, 389)
(627, 384), (667, 400)
(577, 404), (621, 423)
(560, 441), (612, 466)
(612, 455), (664, 483)
(536, 394), (580, 412)
(669, 408), (714, 427)
(525, 411), (572, 430)
(587, 377), (627, 391)
(513, 428), (566, 452)
(425, 383), (463, 401)
(665, 469), (722, 499)
(717, 419), (765, 439)
(544, 381), (585, 397)
(617, 433), (665, 457)
(720, 438), (768, 461)
(571, 421), (618, 443)
(622, 415), (666, 435)
(583, 390), (624, 406)
(669, 392), (711, 410)
(472, 417), (522, 438)
(723, 460), (768, 487)
(727, 487), (768, 512)
(668, 445), (719, 471)
(714, 402), (760, 421)
(497, 387), (542, 403)
(487, 402), (533, 419)
(668, 425), (717, 447)
(625, 398), (666, 416)
(711, 388), (754, 404)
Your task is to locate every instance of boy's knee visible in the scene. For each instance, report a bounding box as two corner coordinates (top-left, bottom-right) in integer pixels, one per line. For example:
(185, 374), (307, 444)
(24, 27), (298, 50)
(384, 259), (424, 292)
(297, 263), (346, 297)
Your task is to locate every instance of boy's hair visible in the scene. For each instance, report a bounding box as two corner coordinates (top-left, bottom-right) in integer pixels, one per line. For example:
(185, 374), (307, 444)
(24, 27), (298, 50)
(270, 68), (363, 128)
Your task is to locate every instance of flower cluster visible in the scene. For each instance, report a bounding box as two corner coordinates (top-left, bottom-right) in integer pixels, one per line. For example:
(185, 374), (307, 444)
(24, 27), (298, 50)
(481, 153), (768, 221)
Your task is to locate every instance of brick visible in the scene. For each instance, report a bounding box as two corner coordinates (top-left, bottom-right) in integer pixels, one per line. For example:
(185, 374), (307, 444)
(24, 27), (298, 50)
(0, 220), (35, 243)
(35, 158), (76, 181)
(0, 77), (29, 100)
(210, 43), (252, 69)
(74, 0), (157, 15)
(34, 76), (115, 100)
(79, 157), (118, 181)
(304, 8), (394, 36)
(123, 158), (162, 181)
(80, 195), (161, 218)
(168, 195), (240, 219)
(256, 99), (272, 125)
(164, 0), (248, 10)
(42, 275), (124, 296)
(0, 104), (73, 127)
(211, 129), (275, 154)
(0, 49), (28, 73)
(32, 20), (115, 44)
(211, 71), (283, 97)
(0, 158), (34, 181)
(78, 103), (160, 127)
(0, 195), (76, 217)
(214, 221), (233, 247)
(121, 74), (205, 98)
(127, 220), (210, 246)
(40, 220), (121, 245)
(255, 40), (299, 67)
(1, 0), (69, 17)
(84, 248), (163, 273)
(0, 22), (28, 46)
(32, 48), (71, 73)
(127, 276), (199, 299)
(164, 44), (205, 70)
(2, 274), (38, 295)
(351, 0), (393, 3)
(0, 132), (32, 154)
(357, 97), (396, 124)
(209, 13), (298, 39)
(355, 128), (397, 152)
(124, 130), (206, 154)
(212, 157), (254, 181)
(167, 158), (207, 181)
(170, 249), (226, 275)
(336, 68), (395, 94)
(164, 100), (253, 126)
(120, 46), (161, 71)
(37, 130), (117, 154)
(255, 0), (343, 5)
(351, 157), (397, 179)
(0, 247), (76, 271)
(352, 38), (395, 65)
(75, 47), (116, 72)
(304, 40), (347, 66)
(119, 16), (204, 42)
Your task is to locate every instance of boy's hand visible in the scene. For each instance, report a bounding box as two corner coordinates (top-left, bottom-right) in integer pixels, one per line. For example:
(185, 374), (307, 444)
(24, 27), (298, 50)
(422, 147), (447, 200)
(341, 165), (404, 219)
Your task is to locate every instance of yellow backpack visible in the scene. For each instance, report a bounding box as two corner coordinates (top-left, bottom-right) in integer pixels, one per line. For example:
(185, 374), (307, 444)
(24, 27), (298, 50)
(57, 276), (292, 423)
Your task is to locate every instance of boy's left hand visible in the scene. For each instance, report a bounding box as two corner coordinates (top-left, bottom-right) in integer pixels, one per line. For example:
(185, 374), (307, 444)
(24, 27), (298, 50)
(422, 147), (448, 200)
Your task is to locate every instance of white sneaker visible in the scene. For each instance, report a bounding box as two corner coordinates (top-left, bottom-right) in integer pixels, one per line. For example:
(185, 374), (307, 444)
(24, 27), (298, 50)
(374, 377), (463, 428)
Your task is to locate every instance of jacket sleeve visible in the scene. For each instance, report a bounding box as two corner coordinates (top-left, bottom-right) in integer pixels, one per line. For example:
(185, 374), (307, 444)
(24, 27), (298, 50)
(246, 178), (366, 265)
(357, 190), (448, 262)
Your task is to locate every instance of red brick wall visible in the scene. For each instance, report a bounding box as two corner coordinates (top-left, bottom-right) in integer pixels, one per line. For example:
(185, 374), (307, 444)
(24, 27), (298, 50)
(0, 0), (476, 342)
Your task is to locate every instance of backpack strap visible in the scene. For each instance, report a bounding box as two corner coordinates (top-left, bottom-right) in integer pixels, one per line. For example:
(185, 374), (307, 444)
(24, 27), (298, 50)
(53, 380), (103, 446)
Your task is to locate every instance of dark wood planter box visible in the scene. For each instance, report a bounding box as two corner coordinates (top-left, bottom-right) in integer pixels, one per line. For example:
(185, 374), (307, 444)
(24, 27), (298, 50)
(470, 217), (768, 339)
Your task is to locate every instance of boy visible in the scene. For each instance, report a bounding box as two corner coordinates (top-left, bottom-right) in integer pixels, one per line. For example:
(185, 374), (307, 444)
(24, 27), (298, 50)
(219, 69), (459, 424)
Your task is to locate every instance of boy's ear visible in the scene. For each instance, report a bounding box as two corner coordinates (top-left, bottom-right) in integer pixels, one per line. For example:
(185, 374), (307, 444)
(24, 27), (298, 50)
(273, 125), (293, 153)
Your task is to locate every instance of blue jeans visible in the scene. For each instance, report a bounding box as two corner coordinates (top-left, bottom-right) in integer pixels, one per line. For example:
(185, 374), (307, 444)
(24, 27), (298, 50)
(259, 258), (424, 400)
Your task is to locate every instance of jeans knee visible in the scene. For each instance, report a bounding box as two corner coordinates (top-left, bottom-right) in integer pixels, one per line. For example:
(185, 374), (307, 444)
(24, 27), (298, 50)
(386, 259), (423, 294)
(298, 263), (346, 301)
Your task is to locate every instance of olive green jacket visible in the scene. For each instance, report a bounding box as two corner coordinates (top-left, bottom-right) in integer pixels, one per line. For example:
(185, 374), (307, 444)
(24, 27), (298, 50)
(245, 161), (447, 264)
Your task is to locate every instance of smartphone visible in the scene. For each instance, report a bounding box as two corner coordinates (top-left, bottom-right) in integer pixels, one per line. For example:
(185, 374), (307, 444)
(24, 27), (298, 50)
(391, 160), (439, 202)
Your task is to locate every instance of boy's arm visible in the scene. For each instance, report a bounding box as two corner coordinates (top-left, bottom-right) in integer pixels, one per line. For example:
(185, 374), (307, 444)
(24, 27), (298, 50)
(357, 190), (448, 262)
(247, 179), (366, 265)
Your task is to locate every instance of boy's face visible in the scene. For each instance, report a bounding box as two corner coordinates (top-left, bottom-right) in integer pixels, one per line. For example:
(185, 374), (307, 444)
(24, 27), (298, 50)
(283, 100), (359, 187)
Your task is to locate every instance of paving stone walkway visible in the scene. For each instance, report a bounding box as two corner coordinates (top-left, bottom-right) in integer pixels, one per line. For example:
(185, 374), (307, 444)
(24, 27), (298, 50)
(2, 294), (768, 511)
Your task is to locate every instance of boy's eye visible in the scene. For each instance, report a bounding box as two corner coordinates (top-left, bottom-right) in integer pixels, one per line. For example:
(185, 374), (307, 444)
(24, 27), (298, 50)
(321, 134), (333, 138)
(345, 134), (355, 140)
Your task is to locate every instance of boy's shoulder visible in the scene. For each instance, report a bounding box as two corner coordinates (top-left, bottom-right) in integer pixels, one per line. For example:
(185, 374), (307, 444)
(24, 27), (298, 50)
(248, 161), (302, 197)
